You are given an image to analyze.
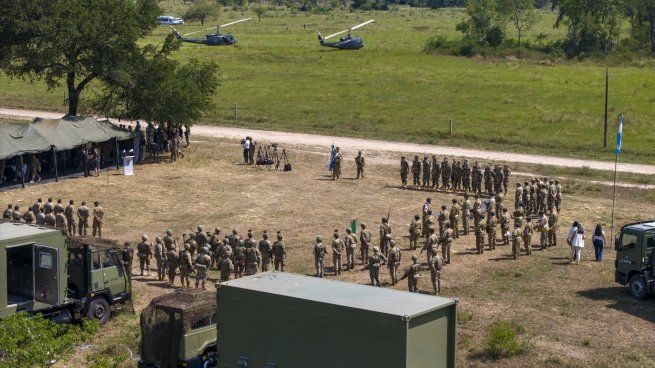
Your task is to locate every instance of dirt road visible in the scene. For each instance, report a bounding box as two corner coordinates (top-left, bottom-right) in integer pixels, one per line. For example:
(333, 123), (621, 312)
(2, 107), (655, 175)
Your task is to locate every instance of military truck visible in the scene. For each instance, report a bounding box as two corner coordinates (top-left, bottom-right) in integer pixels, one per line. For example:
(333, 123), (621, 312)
(139, 271), (457, 368)
(615, 220), (655, 300)
(0, 222), (131, 324)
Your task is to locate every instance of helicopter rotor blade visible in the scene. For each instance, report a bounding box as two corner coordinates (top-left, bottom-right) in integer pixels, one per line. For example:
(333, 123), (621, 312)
(183, 26), (218, 36)
(323, 19), (374, 40)
(220, 17), (252, 28)
(324, 29), (349, 40)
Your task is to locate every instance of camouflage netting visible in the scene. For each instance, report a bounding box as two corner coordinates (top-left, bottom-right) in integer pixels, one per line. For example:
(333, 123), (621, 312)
(66, 236), (120, 250)
(140, 289), (216, 368)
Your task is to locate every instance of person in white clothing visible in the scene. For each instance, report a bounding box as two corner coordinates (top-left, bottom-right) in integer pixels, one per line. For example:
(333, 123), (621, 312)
(242, 137), (251, 164)
(567, 221), (585, 264)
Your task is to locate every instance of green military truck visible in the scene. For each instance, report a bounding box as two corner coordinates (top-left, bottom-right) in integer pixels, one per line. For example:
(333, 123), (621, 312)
(0, 222), (131, 324)
(139, 271), (457, 368)
(615, 220), (655, 300)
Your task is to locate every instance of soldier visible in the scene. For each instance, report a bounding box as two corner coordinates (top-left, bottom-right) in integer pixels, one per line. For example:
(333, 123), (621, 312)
(194, 247), (212, 289)
(421, 228), (440, 266)
(431, 156), (440, 190)
(154, 237), (167, 281)
(472, 161), (482, 194)
(462, 160), (471, 192)
(355, 151), (365, 179)
(421, 155), (431, 188)
(502, 164), (511, 194)
(234, 240), (246, 278)
(331, 231), (344, 275)
(219, 253), (234, 282)
(441, 158), (451, 190)
(515, 183), (523, 210)
(332, 147), (342, 180)
(547, 180), (557, 211)
(548, 207), (558, 247)
(539, 183), (548, 215)
(92, 201), (103, 238)
(44, 204), (56, 227)
(22, 209), (35, 224)
(179, 243), (194, 288)
(461, 194), (471, 235)
(163, 229), (176, 251)
(387, 239), (401, 285)
(483, 164), (493, 195)
(344, 228), (357, 270)
(359, 223), (371, 265)
(511, 224), (522, 259)
(165, 246), (179, 286)
(441, 223), (454, 264)
(425, 210), (436, 246)
(35, 206), (45, 225)
(437, 205), (449, 239)
(472, 195), (482, 226)
(429, 255), (443, 295)
(272, 232), (286, 271)
(122, 242), (134, 276)
(195, 225), (208, 250)
(244, 239), (261, 276)
(258, 231), (273, 272)
(495, 193), (504, 221)
(400, 255), (421, 293)
(11, 205), (22, 222)
(379, 217), (391, 255)
(209, 228), (222, 268)
(400, 156), (409, 187)
(44, 198), (54, 215)
(313, 237), (328, 278)
(409, 215), (421, 250)
(487, 211), (497, 251)
(411, 155), (421, 187)
(2, 204), (12, 220)
(530, 179), (539, 215)
(55, 210), (66, 230)
(493, 164), (504, 195)
(537, 211), (549, 250)
(475, 222), (485, 254)
(522, 221), (533, 255)
(555, 180), (562, 212)
(500, 208), (511, 245)
(422, 198), (431, 237)
(137, 235), (153, 276)
(32, 198), (43, 215)
(54, 199), (64, 215)
(512, 206), (525, 229)
(367, 246), (387, 287)
(449, 198), (461, 239)
(522, 182), (531, 215)
(228, 229), (240, 254)
(64, 200), (75, 235)
(244, 229), (256, 250)
(451, 160), (461, 191)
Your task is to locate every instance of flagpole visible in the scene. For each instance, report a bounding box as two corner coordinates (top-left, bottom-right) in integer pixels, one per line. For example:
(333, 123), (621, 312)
(610, 113), (623, 244)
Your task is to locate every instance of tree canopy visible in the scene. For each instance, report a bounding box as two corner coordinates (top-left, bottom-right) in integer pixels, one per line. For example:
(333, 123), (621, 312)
(183, 1), (220, 26)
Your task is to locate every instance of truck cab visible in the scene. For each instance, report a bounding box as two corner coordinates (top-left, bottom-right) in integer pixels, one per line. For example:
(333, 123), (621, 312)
(139, 289), (217, 368)
(615, 220), (655, 300)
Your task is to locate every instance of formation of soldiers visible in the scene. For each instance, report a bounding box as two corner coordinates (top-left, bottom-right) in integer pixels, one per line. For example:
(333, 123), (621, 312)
(399, 156), (512, 195)
(2, 197), (105, 238)
(128, 226), (287, 289)
(330, 148), (366, 180)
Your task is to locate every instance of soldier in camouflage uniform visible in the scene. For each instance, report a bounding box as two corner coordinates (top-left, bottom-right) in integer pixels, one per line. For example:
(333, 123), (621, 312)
(344, 228), (358, 270)
(475, 222), (486, 254)
(437, 205), (449, 239)
(462, 160), (471, 192)
(234, 240), (246, 278)
(537, 211), (549, 250)
(387, 239), (401, 285)
(522, 182), (531, 215)
(210, 228), (222, 268)
(163, 229), (176, 251)
(452, 161), (461, 191)
(55, 210), (66, 230)
(400, 156), (409, 187)
(487, 211), (497, 251)
(44, 198), (54, 216)
(421, 155), (431, 188)
(472, 161), (482, 195)
(449, 198), (461, 239)
(461, 194), (471, 235)
(515, 183), (523, 210)
(511, 224), (522, 259)
(548, 180), (557, 212)
(359, 223), (371, 265)
(92, 201), (103, 238)
(154, 237), (167, 281)
(331, 231), (344, 275)
(332, 147), (342, 180)
(313, 237), (327, 278)
(493, 164), (504, 195)
(179, 243), (194, 288)
(379, 218), (391, 256)
(530, 179), (538, 216)
(500, 208), (511, 245)
(539, 184), (548, 215)
(548, 207), (558, 247)
(166, 246), (179, 285)
(425, 210), (436, 246)
(244, 240), (262, 276)
(512, 206), (525, 229)
(194, 247), (212, 289)
(219, 253), (234, 282)
(441, 158), (451, 190)
(400, 255), (421, 293)
(272, 232), (286, 271)
(411, 155), (421, 187)
(422, 198), (431, 237)
(502, 164), (511, 194)
(472, 194), (482, 227)
(195, 225), (208, 253)
(2, 204), (12, 220)
(367, 246), (387, 287)
(44, 204), (56, 227)
(421, 228), (439, 266)
(431, 156), (440, 190)
(429, 254), (443, 295)
(137, 235), (153, 276)
(258, 231), (273, 272)
(22, 209), (35, 224)
(409, 215), (421, 250)
(522, 221), (533, 255)
(244, 229), (257, 251)
(483, 164), (493, 195)
(228, 229), (240, 254)
(11, 206), (22, 222)
(441, 223), (454, 264)
(355, 151), (365, 179)
(64, 200), (75, 235)
(495, 193), (504, 221)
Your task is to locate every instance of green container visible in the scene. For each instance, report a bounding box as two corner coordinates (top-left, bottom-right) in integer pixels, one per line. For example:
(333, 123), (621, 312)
(350, 218), (357, 234)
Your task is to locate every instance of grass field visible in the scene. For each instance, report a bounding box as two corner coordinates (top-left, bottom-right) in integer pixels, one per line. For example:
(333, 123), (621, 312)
(2, 136), (653, 368)
(2, 6), (655, 165)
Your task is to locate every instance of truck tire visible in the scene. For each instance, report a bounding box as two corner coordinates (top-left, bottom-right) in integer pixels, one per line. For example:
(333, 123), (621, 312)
(629, 275), (649, 300)
(87, 297), (111, 324)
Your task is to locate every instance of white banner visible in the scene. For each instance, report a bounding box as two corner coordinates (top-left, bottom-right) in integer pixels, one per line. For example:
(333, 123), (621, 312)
(123, 156), (134, 176)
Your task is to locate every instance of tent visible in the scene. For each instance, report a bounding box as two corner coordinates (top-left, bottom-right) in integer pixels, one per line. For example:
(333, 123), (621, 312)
(0, 115), (132, 160)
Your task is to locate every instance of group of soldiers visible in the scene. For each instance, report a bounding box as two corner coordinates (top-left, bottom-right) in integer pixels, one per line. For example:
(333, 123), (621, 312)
(127, 226), (287, 289)
(330, 148), (366, 180)
(400, 156), (512, 195)
(2, 197), (105, 237)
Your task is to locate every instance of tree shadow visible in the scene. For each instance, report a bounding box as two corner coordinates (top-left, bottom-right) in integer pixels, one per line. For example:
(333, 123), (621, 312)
(577, 286), (655, 324)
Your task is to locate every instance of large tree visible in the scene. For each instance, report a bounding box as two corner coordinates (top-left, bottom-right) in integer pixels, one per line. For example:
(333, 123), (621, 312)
(554, 0), (623, 56)
(627, 0), (655, 55)
(456, 0), (507, 46)
(0, 0), (160, 116)
(498, 0), (537, 47)
(183, 1), (219, 26)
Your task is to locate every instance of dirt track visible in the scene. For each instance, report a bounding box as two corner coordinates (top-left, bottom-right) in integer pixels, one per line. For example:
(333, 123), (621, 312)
(2, 107), (655, 176)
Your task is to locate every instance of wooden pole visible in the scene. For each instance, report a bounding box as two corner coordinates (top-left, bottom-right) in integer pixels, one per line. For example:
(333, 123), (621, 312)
(19, 155), (25, 188)
(449, 120), (453, 137)
(115, 137), (120, 170)
(52, 146), (59, 182)
(234, 103), (238, 119)
(604, 68), (608, 148)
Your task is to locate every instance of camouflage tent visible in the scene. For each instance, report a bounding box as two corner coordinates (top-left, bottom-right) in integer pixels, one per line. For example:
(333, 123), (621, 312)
(0, 115), (132, 160)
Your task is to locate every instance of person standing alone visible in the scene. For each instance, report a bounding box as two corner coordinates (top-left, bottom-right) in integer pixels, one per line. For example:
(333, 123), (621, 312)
(592, 224), (606, 262)
(242, 137), (251, 164)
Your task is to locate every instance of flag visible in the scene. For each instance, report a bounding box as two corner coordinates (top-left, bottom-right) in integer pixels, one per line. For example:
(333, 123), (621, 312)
(615, 114), (623, 154)
(328, 144), (335, 172)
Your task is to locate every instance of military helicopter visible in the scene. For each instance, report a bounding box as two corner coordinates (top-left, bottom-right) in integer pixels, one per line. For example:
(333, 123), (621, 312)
(316, 20), (375, 50)
(170, 18), (251, 46)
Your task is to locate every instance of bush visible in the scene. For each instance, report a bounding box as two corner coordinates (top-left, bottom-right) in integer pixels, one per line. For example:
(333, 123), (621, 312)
(484, 320), (528, 360)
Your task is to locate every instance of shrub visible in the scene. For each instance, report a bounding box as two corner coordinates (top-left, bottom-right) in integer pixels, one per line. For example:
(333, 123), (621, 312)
(484, 320), (529, 360)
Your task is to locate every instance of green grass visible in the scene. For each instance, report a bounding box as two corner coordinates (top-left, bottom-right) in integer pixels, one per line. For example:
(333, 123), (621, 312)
(2, 6), (655, 164)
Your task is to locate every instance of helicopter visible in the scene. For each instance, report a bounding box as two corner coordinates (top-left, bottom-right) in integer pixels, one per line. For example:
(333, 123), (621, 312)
(316, 20), (375, 50)
(170, 18), (251, 46)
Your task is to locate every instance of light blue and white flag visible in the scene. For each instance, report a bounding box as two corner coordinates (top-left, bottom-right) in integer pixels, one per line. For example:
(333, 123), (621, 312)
(615, 114), (623, 154)
(328, 144), (335, 172)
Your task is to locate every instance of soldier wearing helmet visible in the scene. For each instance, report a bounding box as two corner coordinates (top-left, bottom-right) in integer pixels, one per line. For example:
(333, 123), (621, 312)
(194, 246), (212, 289)
(359, 223), (371, 266)
(400, 254), (422, 293)
(234, 240), (246, 278)
(179, 243), (194, 288)
(154, 236), (167, 281)
(272, 231), (286, 271)
(258, 231), (273, 272)
(313, 237), (327, 278)
(163, 229), (176, 251)
(367, 246), (387, 287)
(137, 234), (153, 276)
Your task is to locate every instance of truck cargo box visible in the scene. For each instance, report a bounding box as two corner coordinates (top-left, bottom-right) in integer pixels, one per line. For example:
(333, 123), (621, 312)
(216, 271), (457, 368)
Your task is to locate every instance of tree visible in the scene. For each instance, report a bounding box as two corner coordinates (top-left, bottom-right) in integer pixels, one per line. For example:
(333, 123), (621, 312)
(0, 0), (160, 116)
(498, 0), (537, 47)
(554, 0), (623, 56)
(94, 35), (220, 128)
(252, 4), (268, 21)
(626, 0), (655, 54)
(456, 0), (506, 46)
(183, 1), (219, 26)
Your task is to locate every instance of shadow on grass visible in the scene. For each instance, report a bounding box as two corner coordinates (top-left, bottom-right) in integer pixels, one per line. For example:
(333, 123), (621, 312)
(577, 286), (655, 324)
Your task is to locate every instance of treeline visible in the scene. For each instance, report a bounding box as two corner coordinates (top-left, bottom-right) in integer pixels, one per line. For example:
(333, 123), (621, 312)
(424, 0), (655, 59)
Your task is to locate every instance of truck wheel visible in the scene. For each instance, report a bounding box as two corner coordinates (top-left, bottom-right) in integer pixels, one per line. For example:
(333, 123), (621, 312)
(87, 297), (111, 324)
(629, 275), (649, 300)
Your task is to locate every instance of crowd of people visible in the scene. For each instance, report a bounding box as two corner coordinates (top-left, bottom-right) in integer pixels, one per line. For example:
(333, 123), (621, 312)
(131, 121), (191, 164)
(123, 227), (287, 290)
(2, 197), (105, 237)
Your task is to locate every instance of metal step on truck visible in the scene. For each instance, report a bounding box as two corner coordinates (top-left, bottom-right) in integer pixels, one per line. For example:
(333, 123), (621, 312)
(140, 271), (458, 368)
(0, 221), (131, 324)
